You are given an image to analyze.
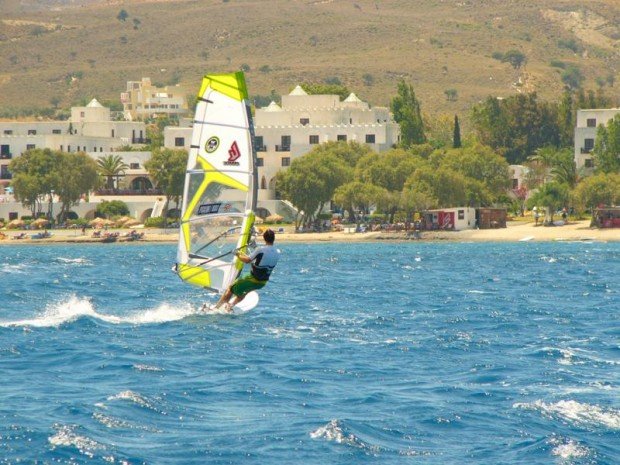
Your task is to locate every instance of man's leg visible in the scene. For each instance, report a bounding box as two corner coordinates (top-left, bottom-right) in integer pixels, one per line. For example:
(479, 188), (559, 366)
(214, 286), (233, 309)
(229, 292), (248, 308)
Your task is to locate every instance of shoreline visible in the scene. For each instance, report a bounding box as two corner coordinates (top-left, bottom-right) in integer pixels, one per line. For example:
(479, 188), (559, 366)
(1, 220), (618, 245)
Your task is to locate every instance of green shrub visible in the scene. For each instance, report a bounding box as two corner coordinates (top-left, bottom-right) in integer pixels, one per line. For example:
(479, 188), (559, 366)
(144, 217), (165, 228)
(96, 200), (129, 218)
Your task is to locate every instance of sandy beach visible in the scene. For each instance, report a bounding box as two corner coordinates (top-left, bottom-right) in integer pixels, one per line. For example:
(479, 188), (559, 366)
(1, 220), (618, 245)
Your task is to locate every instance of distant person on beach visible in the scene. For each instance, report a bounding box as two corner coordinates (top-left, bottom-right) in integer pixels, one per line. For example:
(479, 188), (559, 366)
(213, 228), (280, 312)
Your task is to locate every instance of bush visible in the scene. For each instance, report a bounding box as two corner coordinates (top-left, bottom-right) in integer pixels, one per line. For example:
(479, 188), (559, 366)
(96, 200), (129, 218)
(144, 217), (165, 228)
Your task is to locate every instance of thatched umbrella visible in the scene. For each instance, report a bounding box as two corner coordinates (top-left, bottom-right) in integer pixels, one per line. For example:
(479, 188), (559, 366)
(254, 217), (264, 224)
(31, 218), (50, 229)
(123, 218), (141, 227)
(7, 219), (25, 229)
(90, 218), (105, 228)
(266, 214), (284, 223)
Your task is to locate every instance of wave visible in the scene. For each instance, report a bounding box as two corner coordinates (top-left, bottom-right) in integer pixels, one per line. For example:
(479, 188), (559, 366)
(514, 399), (620, 429)
(0, 295), (195, 328)
(549, 436), (591, 460)
(310, 419), (373, 449)
(48, 424), (104, 458)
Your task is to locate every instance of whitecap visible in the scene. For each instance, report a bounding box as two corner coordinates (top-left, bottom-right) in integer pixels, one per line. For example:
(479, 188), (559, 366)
(56, 257), (91, 265)
(0, 296), (195, 327)
(107, 390), (163, 413)
(549, 436), (590, 460)
(310, 419), (365, 448)
(48, 424), (104, 458)
(514, 399), (620, 429)
(0, 263), (27, 274)
(132, 364), (164, 372)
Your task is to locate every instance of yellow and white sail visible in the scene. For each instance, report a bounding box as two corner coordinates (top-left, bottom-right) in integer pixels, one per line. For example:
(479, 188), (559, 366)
(175, 72), (257, 293)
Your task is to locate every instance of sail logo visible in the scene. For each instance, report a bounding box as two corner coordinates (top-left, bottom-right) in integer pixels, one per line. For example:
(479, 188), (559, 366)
(205, 136), (219, 153)
(224, 141), (241, 166)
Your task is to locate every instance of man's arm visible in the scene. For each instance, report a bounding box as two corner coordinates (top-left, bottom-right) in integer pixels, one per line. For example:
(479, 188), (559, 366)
(235, 251), (252, 264)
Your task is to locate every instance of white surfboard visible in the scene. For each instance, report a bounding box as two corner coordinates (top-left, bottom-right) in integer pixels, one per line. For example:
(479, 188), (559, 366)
(200, 291), (259, 315)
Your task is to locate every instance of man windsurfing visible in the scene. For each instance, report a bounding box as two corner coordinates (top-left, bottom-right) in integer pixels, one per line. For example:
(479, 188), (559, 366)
(213, 228), (280, 312)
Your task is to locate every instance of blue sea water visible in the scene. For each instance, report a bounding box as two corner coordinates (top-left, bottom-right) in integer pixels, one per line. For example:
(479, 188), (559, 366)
(0, 241), (618, 464)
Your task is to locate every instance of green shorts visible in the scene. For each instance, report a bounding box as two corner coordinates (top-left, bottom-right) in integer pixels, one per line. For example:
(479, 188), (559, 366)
(231, 274), (267, 297)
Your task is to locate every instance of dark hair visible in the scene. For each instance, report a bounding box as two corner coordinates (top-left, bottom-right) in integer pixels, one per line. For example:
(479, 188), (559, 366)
(263, 228), (275, 244)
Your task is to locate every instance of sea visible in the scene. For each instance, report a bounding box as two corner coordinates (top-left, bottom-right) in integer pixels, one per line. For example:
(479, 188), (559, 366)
(0, 241), (618, 464)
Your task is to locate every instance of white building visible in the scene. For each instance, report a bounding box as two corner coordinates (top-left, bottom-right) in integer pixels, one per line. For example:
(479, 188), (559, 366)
(121, 77), (190, 121)
(0, 99), (147, 190)
(164, 85), (400, 217)
(574, 108), (620, 171)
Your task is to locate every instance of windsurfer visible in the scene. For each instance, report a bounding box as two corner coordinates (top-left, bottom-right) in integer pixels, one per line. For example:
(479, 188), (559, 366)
(214, 228), (280, 311)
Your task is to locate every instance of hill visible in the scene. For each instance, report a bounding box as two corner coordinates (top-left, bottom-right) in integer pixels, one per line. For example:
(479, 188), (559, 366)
(1, 0), (619, 116)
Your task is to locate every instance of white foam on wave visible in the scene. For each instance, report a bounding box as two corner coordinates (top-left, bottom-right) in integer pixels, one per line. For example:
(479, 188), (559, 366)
(0, 295), (195, 328)
(1, 263), (27, 274)
(514, 399), (620, 429)
(107, 390), (163, 414)
(48, 424), (104, 458)
(310, 419), (363, 447)
(56, 257), (91, 265)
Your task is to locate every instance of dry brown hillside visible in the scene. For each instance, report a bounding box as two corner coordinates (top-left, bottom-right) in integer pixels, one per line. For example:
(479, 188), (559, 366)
(1, 0), (619, 115)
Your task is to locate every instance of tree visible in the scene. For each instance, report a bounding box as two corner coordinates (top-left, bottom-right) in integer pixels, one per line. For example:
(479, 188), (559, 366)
(592, 114), (620, 173)
(356, 148), (424, 193)
(405, 166), (469, 208)
(301, 83), (350, 101)
(50, 151), (99, 222)
(526, 181), (569, 224)
(502, 50), (527, 70)
(8, 148), (59, 218)
(271, 145), (352, 229)
(145, 148), (188, 218)
(471, 93), (561, 164)
(97, 154), (129, 189)
(453, 115), (462, 148)
(444, 89), (458, 102)
(390, 80), (426, 148)
(400, 187), (436, 226)
(96, 200), (130, 219)
(333, 182), (385, 223)
(572, 173), (620, 213)
(117, 9), (129, 21)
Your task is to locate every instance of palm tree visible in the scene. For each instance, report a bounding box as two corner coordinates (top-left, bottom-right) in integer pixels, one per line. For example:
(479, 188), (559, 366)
(97, 155), (129, 190)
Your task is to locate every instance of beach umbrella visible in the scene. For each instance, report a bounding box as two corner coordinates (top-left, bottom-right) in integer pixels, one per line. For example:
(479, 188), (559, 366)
(90, 218), (105, 227)
(254, 217), (264, 224)
(266, 214), (284, 223)
(123, 219), (141, 227)
(7, 219), (25, 229)
(115, 216), (132, 226)
(31, 218), (50, 229)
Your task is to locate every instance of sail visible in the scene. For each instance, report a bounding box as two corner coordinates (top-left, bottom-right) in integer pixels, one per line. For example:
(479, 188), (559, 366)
(175, 72), (257, 293)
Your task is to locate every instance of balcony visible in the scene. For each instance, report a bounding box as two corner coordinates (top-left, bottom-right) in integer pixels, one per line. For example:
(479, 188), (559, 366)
(580, 147), (592, 154)
(94, 188), (163, 196)
(275, 145), (290, 152)
(0, 153), (12, 160)
(131, 137), (151, 144)
(0, 172), (12, 180)
(256, 145), (267, 152)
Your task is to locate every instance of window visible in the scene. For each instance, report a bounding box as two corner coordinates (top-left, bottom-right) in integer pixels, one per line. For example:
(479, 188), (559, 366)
(585, 158), (594, 168)
(26, 144), (35, 150)
(80, 111), (85, 118)
(586, 118), (596, 127)
(67, 145), (71, 152)
(28, 129), (36, 135)
(52, 129), (61, 134)
(111, 129), (115, 138)
(256, 158), (264, 167)
(309, 135), (319, 144)
(365, 134), (375, 143)
(3, 130), (13, 135)
(130, 163), (140, 169)
(458, 210), (465, 220)
(512, 179), (519, 189)
(300, 118), (310, 126)
(281, 157), (291, 167)
(337, 134), (347, 142)
(174, 137), (185, 147)
(0, 145), (10, 159)
(584, 138), (594, 152)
